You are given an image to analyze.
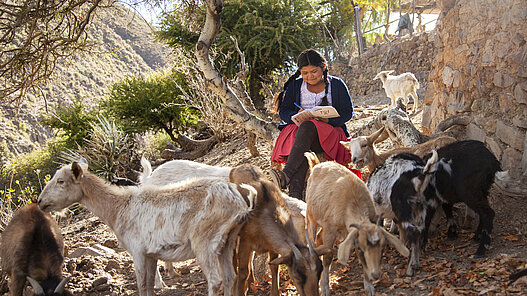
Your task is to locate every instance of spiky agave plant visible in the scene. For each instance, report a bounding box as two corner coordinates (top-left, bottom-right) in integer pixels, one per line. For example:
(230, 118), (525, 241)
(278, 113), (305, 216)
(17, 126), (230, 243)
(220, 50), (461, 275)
(59, 115), (133, 181)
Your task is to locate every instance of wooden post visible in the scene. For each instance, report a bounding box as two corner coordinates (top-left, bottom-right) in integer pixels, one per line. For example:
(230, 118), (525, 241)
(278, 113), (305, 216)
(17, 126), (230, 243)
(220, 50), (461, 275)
(351, 0), (364, 56)
(411, 0), (415, 35)
(385, 1), (391, 38)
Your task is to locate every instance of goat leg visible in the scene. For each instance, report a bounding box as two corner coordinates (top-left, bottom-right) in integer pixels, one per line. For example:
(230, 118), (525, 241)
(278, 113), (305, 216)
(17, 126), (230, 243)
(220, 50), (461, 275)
(268, 252), (280, 296)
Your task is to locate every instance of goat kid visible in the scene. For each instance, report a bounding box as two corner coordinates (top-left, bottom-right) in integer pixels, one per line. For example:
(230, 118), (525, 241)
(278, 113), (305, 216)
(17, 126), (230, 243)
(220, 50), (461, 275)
(422, 140), (501, 258)
(1, 203), (71, 296)
(367, 151), (439, 276)
(304, 153), (409, 296)
(38, 160), (255, 296)
(374, 70), (420, 113)
(229, 164), (331, 296)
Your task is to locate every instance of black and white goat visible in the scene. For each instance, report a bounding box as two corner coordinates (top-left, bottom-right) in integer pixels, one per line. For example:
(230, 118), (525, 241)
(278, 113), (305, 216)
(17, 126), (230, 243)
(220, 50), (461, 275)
(422, 140), (501, 258)
(367, 151), (439, 276)
(0, 203), (71, 296)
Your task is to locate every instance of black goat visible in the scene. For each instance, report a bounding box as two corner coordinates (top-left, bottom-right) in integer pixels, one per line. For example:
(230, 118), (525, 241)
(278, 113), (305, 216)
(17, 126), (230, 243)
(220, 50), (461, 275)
(0, 203), (71, 296)
(367, 151), (439, 276)
(423, 140), (501, 258)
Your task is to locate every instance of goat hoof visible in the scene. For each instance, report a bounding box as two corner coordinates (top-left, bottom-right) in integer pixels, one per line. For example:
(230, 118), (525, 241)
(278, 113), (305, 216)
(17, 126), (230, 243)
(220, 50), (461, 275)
(472, 253), (485, 259)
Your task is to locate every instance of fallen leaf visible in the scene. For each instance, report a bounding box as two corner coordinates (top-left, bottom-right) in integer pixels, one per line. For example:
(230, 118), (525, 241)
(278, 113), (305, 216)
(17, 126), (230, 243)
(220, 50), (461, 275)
(503, 233), (520, 242)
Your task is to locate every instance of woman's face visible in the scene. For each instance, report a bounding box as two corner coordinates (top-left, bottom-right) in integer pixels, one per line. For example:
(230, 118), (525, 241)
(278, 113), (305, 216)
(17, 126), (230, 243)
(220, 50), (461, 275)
(300, 65), (325, 86)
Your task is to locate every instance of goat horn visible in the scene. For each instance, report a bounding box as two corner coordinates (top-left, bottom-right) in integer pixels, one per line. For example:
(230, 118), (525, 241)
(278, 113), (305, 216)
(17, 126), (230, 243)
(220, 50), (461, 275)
(288, 242), (303, 259)
(305, 229), (316, 257)
(26, 276), (45, 295)
(54, 276), (71, 294)
(376, 215), (383, 227)
(349, 223), (362, 230)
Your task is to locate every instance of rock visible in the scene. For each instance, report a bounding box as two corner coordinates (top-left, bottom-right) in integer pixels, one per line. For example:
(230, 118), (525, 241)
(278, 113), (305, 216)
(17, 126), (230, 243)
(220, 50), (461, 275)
(68, 247), (105, 258)
(496, 120), (525, 151)
(442, 66), (454, 87)
(92, 277), (108, 287)
(514, 83), (527, 104)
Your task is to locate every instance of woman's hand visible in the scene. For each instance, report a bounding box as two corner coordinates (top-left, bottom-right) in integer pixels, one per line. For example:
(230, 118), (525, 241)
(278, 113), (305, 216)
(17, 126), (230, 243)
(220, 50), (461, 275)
(315, 117), (329, 123)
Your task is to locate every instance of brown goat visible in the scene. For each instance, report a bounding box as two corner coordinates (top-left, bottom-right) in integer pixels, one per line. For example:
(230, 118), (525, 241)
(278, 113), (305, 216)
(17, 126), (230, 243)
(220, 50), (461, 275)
(229, 164), (332, 296)
(0, 203), (71, 296)
(341, 127), (456, 173)
(304, 153), (409, 296)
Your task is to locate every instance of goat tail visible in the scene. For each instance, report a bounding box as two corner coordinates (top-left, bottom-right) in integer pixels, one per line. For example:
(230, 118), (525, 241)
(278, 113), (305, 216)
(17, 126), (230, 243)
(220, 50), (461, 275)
(139, 156), (152, 184)
(406, 73), (420, 89)
(239, 184), (257, 210)
(304, 152), (320, 169)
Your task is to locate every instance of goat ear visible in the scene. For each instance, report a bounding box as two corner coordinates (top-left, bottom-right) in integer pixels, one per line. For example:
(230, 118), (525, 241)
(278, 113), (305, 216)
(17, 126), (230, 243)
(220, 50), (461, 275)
(340, 140), (350, 150)
(71, 162), (84, 182)
(269, 254), (292, 266)
(314, 246), (334, 257)
(380, 227), (409, 257)
(337, 228), (358, 264)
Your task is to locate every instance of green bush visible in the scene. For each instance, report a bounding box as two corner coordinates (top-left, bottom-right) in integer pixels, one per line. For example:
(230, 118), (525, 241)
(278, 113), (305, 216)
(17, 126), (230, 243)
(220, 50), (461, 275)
(101, 70), (200, 143)
(41, 99), (99, 149)
(0, 138), (64, 204)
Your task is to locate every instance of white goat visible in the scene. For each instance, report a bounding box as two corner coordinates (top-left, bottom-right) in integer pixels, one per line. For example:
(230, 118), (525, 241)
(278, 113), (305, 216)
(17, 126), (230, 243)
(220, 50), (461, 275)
(341, 127), (456, 173)
(139, 157), (231, 185)
(139, 157), (308, 290)
(304, 153), (409, 296)
(374, 70), (420, 112)
(37, 160), (255, 296)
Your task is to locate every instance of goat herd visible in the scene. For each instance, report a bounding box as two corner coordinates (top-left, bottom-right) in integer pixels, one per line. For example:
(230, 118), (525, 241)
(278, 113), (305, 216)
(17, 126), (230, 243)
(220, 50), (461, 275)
(0, 126), (504, 296)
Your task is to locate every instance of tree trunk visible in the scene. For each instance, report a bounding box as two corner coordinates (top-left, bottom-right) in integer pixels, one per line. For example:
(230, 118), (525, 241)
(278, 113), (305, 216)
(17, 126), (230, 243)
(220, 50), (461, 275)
(195, 0), (278, 143)
(351, 1), (364, 56)
(162, 134), (218, 160)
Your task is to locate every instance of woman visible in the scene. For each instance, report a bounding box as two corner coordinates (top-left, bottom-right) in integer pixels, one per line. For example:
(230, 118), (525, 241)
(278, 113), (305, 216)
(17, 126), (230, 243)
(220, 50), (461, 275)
(270, 49), (354, 200)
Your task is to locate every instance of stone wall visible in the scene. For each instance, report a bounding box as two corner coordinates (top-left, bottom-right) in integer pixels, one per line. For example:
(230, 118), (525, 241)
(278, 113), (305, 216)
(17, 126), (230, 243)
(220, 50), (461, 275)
(423, 0), (527, 179)
(332, 31), (437, 101)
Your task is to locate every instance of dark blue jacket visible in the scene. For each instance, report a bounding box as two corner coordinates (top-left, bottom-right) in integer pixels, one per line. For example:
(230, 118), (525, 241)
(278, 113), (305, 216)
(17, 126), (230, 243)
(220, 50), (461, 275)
(278, 75), (354, 136)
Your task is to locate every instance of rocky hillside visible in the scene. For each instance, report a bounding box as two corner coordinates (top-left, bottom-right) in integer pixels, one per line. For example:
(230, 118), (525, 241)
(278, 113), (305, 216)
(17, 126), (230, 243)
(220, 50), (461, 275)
(0, 3), (170, 158)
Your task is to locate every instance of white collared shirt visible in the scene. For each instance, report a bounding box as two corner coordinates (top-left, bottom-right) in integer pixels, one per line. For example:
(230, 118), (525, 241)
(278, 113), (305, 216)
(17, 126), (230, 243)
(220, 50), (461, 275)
(299, 80), (332, 109)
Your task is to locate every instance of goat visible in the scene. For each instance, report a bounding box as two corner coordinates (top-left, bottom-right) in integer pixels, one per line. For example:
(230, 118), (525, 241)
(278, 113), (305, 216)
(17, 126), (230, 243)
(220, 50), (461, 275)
(138, 157), (309, 291)
(367, 151), (439, 276)
(0, 203), (71, 296)
(139, 157), (231, 185)
(304, 152), (409, 296)
(37, 160), (255, 296)
(109, 176), (172, 290)
(229, 164), (330, 296)
(422, 140), (501, 258)
(374, 70), (420, 113)
(341, 127), (456, 174)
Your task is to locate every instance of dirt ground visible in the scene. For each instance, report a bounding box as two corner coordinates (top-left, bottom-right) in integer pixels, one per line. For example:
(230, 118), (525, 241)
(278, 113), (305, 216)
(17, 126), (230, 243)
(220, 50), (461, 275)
(15, 91), (527, 296)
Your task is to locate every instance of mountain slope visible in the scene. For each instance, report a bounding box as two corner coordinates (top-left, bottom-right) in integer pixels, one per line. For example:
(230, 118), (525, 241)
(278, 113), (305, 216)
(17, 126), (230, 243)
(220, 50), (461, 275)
(0, 3), (170, 159)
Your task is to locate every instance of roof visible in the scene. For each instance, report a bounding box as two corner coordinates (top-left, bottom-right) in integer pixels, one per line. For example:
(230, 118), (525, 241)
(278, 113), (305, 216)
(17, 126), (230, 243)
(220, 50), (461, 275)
(399, 0), (441, 14)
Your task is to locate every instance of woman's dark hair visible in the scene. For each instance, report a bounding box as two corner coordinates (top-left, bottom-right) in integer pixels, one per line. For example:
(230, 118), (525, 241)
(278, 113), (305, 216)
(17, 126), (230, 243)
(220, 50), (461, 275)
(275, 49), (329, 110)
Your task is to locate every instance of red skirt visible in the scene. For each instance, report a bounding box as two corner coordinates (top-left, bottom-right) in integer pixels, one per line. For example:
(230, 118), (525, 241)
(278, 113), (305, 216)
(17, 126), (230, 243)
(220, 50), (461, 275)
(271, 121), (361, 179)
(271, 120), (351, 165)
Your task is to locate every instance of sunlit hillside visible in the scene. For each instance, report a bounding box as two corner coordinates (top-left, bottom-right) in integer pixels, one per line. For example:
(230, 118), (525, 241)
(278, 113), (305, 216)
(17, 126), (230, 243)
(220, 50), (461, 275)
(0, 3), (170, 158)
